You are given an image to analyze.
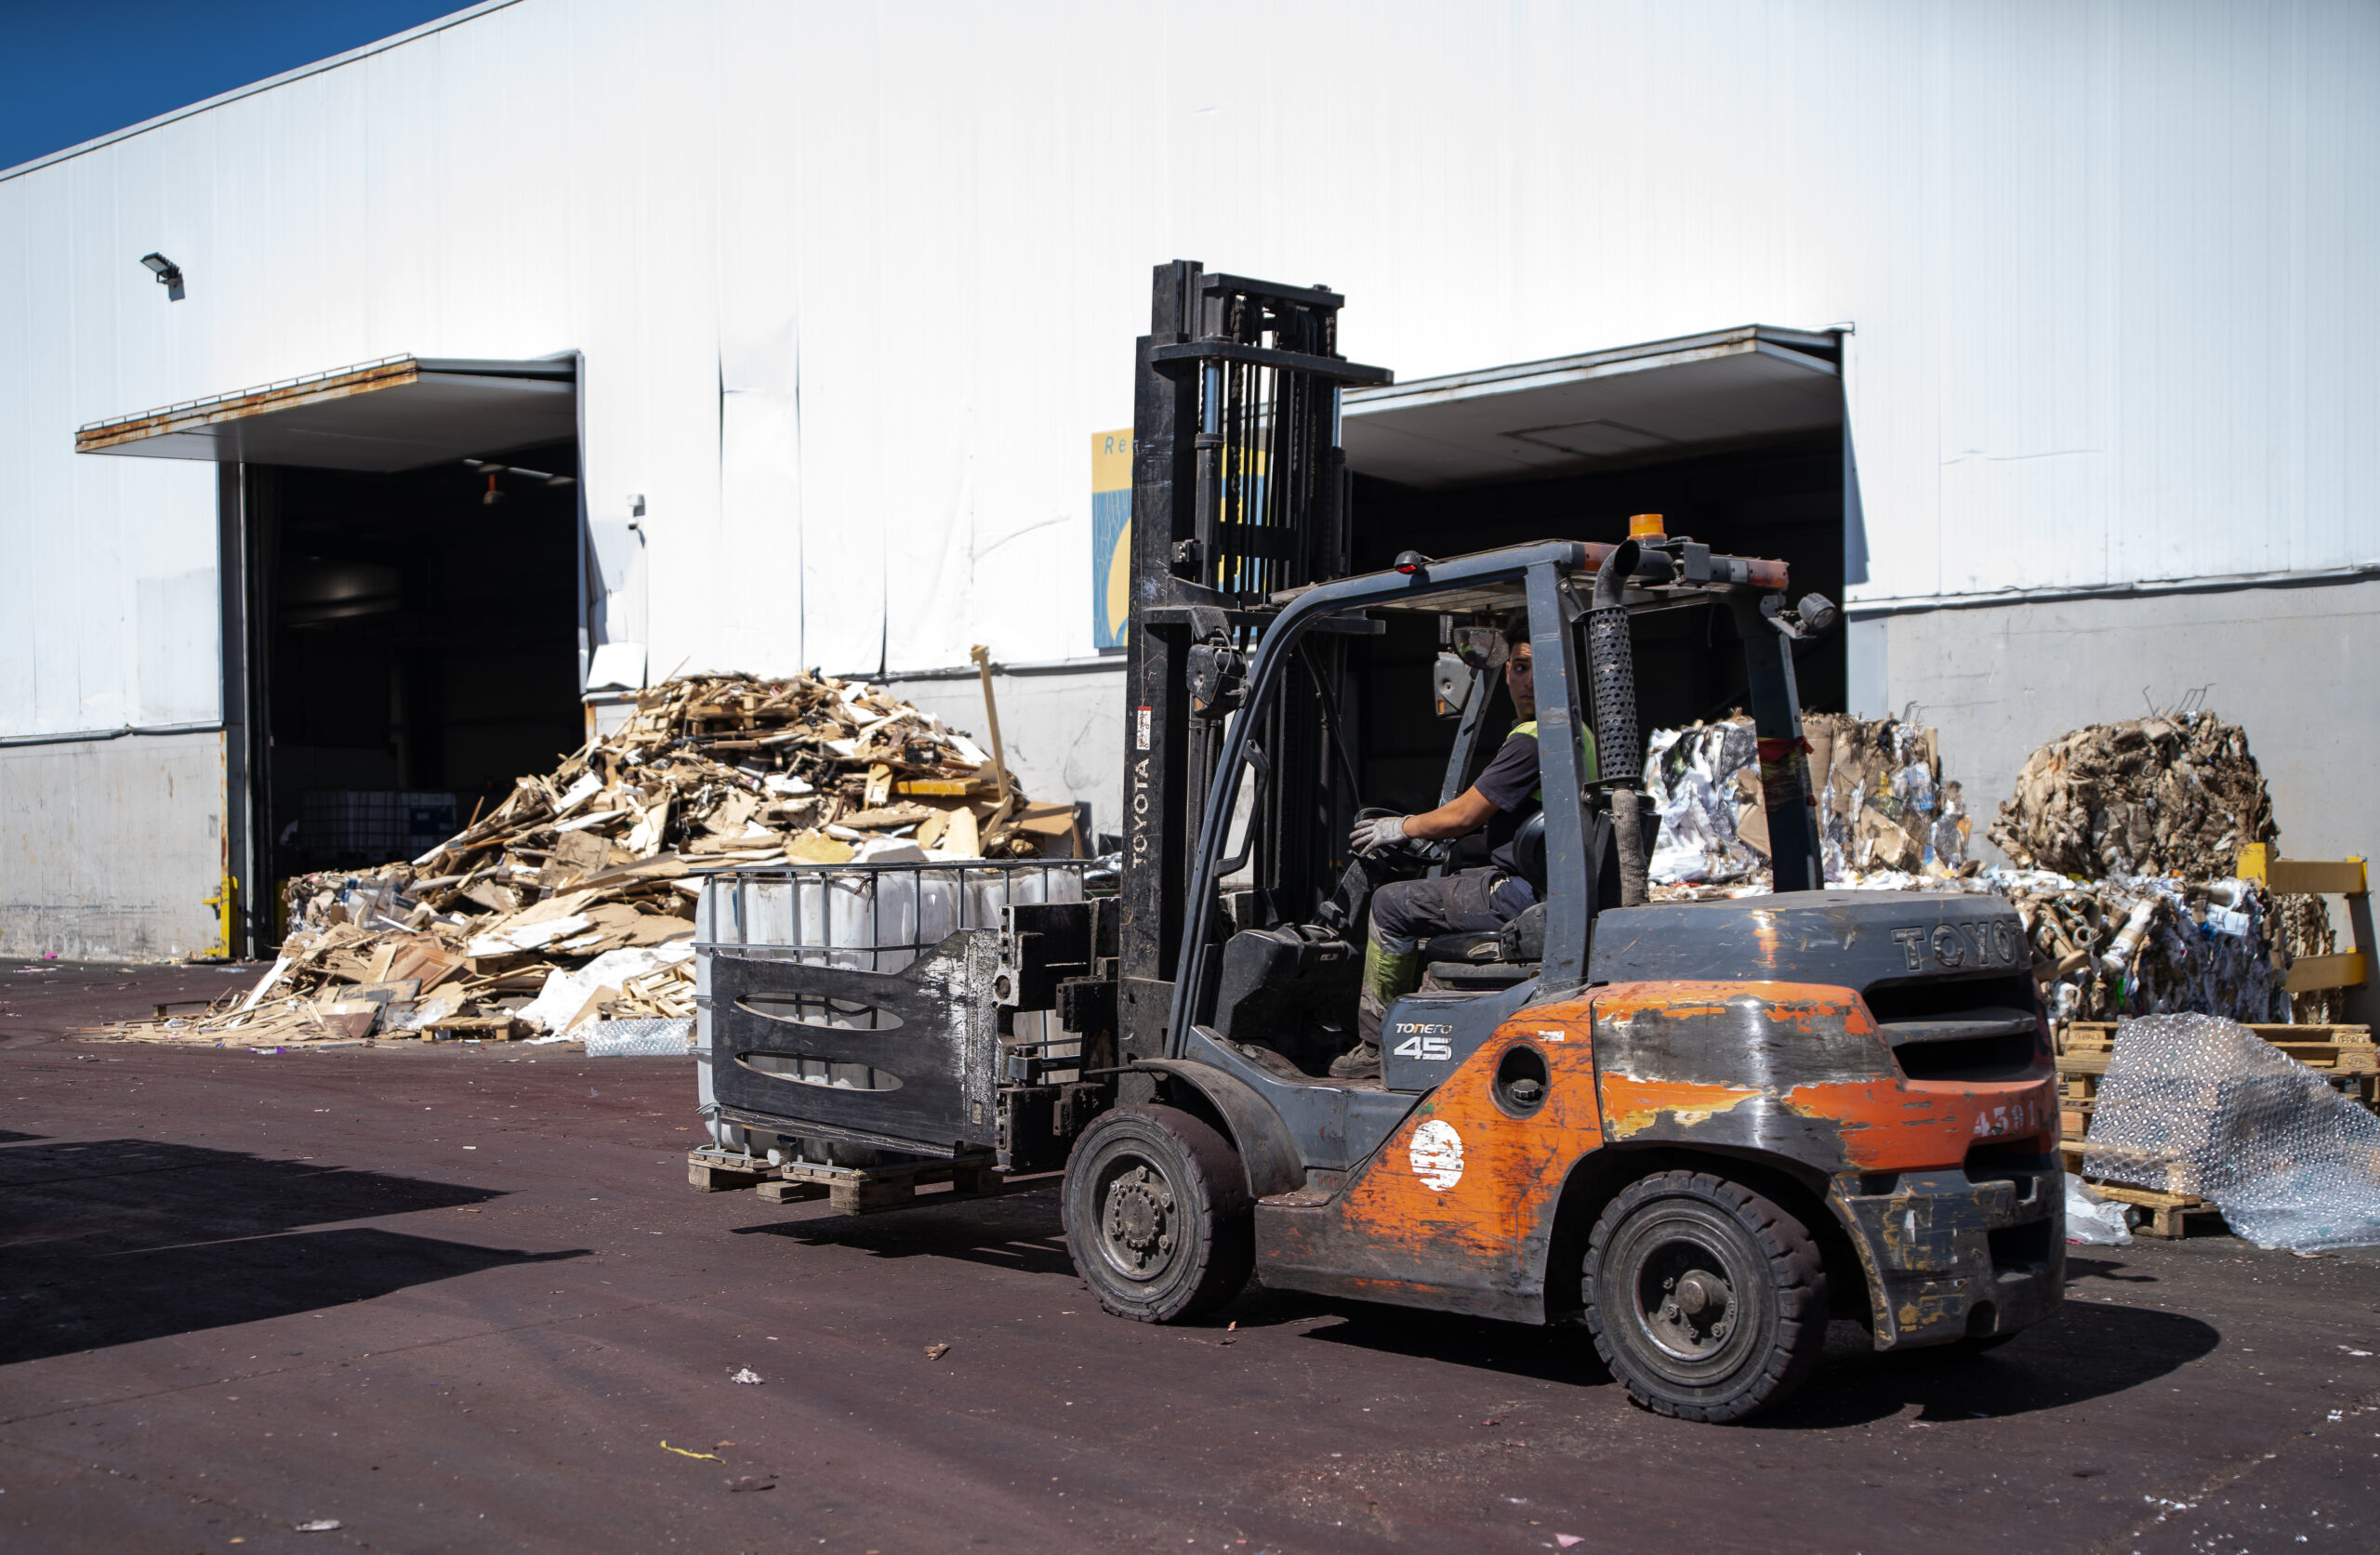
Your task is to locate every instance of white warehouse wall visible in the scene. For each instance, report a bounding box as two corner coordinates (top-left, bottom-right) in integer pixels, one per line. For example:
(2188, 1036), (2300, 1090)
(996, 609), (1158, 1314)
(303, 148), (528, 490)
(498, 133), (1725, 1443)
(1, 0), (2373, 955)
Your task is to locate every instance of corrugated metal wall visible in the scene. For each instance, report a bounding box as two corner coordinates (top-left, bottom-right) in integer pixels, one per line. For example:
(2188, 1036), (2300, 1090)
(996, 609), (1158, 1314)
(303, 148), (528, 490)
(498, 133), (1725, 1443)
(0, 1), (2373, 958)
(5, 0), (2373, 740)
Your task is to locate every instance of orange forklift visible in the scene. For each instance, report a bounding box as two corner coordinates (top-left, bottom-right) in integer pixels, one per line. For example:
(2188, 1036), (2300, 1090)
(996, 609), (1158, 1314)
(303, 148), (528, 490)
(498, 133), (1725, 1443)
(692, 264), (2063, 1422)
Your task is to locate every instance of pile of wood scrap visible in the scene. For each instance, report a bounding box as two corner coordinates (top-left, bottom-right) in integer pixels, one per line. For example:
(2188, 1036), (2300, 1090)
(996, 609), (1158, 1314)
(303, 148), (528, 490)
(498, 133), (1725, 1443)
(86, 672), (1074, 1048)
(371, 670), (1075, 917)
(1988, 710), (2276, 878)
(1644, 711), (1971, 890)
(81, 918), (565, 1046)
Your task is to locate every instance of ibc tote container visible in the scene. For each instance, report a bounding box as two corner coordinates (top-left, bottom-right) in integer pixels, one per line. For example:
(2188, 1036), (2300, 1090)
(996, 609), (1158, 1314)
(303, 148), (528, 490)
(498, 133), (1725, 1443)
(694, 859), (1092, 1156)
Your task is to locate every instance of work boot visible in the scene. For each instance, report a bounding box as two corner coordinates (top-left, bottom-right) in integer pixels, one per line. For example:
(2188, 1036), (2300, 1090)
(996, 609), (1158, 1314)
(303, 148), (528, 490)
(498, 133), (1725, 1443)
(1329, 1040), (1381, 1080)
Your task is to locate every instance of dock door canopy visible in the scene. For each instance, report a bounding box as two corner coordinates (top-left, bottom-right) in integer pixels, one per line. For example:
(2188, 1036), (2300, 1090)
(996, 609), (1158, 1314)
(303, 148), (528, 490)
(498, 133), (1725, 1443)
(1336, 325), (1849, 811)
(76, 355), (575, 471)
(1339, 325), (1839, 486)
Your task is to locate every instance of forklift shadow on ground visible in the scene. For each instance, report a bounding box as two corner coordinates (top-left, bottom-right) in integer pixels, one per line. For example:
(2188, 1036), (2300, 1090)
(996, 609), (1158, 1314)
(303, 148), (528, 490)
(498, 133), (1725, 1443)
(1747, 1303), (2221, 1430)
(732, 1188), (1078, 1281)
(0, 1138), (585, 1364)
(1269, 1278), (2216, 1428)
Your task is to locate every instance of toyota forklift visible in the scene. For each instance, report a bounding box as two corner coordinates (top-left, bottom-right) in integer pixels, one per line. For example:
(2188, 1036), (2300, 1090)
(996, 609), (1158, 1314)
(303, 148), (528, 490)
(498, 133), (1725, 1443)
(691, 263), (2063, 1422)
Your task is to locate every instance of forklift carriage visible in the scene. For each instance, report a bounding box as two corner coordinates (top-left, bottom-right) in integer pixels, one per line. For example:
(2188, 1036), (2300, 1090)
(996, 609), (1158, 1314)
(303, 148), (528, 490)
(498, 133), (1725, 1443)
(689, 264), (2062, 1423)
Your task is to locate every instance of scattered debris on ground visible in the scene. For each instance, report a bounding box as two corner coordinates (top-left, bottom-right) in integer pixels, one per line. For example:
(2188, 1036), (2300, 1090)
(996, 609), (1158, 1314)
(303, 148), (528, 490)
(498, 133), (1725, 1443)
(80, 673), (1080, 1048)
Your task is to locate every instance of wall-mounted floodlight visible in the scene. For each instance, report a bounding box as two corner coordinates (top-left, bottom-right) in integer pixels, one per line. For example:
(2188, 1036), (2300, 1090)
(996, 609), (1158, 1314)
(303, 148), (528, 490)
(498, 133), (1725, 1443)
(139, 253), (185, 301)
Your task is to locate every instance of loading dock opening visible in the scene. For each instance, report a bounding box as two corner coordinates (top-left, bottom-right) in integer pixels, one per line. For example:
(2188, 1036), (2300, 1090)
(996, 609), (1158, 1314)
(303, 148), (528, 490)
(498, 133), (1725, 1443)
(78, 354), (589, 954)
(242, 451), (583, 917)
(1338, 326), (1847, 816)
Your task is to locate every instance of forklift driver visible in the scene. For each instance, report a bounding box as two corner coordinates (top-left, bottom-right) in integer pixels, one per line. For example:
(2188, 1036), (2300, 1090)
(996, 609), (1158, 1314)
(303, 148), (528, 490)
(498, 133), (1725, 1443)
(1336, 630), (1593, 1079)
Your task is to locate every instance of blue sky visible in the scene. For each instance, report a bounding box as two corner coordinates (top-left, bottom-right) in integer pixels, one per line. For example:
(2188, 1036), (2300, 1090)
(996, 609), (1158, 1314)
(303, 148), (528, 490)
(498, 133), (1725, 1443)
(0, 2), (475, 171)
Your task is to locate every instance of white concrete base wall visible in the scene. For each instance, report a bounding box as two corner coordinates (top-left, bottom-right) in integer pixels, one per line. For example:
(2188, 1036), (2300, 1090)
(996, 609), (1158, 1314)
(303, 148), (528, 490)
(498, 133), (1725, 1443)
(0, 731), (227, 962)
(1870, 578), (2380, 868)
(883, 665), (1125, 845)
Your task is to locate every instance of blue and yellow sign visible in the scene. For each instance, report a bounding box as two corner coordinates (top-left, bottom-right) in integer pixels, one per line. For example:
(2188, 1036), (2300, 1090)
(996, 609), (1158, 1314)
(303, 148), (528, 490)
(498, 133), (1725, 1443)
(1091, 429), (1132, 651)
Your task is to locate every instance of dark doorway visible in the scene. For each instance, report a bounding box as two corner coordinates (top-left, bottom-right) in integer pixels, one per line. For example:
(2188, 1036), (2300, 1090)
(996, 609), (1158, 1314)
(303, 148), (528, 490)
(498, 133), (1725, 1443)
(243, 442), (584, 938)
(1346, 432), (1845, 814)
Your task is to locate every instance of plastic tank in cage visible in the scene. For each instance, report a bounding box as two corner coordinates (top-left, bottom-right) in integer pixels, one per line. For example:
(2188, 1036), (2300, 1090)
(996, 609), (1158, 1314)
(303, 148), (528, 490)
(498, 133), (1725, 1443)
(694, 858), (1094, 1159)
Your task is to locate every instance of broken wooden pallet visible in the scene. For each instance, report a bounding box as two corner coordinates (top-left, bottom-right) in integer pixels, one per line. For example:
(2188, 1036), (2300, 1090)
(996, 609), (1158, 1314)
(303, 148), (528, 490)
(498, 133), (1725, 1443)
(682, 1147), (1058, 1215)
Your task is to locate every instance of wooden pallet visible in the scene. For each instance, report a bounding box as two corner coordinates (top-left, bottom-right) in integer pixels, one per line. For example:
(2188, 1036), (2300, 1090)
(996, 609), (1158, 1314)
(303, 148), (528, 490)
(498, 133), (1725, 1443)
(2058, 1140), (2215, 1239)
(420, 1013), (524, 1042)
(687, 1151), (772, 1193)
(684, 1147), (1058, 1214)
(2056, 1021), (2377, 1132)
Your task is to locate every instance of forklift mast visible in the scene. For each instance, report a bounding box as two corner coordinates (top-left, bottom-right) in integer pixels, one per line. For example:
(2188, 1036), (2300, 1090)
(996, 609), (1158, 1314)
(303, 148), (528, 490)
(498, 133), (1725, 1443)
(1117, 261), (1827, 1061)
(1117, 262), (1395, 1061)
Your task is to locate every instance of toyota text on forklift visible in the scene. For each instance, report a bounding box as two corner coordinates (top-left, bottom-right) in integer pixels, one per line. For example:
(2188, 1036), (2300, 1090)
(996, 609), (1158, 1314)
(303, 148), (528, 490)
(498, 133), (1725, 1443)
(688, 263), (2063, 1423)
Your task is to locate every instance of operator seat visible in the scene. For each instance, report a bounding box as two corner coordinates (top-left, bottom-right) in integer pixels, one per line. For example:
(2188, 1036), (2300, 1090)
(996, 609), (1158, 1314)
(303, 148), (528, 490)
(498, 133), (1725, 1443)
(1419, 810), (1556, 987)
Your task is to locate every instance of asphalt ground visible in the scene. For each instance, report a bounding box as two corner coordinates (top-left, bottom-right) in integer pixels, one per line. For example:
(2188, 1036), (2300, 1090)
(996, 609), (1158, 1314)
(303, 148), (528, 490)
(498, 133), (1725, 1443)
(3, 957), (2377, 1554)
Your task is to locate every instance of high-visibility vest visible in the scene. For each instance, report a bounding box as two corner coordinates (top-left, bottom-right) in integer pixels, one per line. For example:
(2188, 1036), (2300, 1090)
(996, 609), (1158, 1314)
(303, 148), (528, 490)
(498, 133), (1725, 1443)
(1506, 718), (1599, 799)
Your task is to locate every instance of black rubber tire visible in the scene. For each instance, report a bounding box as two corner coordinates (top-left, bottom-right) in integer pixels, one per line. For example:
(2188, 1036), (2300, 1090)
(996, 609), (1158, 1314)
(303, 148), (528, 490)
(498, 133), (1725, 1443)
(1061, 1105), (1253, 1323)
(1583, 1170), (1829, 1423)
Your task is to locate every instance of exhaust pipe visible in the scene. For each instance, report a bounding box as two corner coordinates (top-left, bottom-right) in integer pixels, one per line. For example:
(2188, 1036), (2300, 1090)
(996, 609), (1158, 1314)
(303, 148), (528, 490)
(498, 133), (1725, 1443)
(1588, 540), (1649, 907)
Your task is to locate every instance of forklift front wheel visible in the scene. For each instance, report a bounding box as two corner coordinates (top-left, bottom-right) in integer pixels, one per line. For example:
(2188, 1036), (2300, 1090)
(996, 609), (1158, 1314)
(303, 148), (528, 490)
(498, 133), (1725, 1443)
(1062, 1105), (1253, 1324)
(1583, 1170), (1829, 1424)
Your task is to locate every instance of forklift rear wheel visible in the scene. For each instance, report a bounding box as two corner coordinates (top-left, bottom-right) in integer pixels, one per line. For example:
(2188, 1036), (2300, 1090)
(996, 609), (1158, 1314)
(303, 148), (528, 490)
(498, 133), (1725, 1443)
(1062, 1106), (1253, 1324)
(1584, 1170), (1828, 1423)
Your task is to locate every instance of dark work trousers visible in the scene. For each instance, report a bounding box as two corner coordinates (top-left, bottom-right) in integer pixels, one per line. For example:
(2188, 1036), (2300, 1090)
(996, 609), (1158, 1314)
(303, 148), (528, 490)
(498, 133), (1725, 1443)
(1369, 867), (1537, 954)
(1356, 867), (1537, 1050)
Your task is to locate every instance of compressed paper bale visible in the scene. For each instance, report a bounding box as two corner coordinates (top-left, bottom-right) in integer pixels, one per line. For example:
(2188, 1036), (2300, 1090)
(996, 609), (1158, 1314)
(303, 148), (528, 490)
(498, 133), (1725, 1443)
(2009, 876), (2289, 1025)
(1989, 711), (2277, 879)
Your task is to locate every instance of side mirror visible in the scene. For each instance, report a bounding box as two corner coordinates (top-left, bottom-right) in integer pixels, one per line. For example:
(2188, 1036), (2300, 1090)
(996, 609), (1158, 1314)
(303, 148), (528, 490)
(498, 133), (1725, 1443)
(1436, 625), (1509, 718)
(1759, 591), (1840, 641)
(1452, 626), (1510, 673)
(1433, 652), (1474, 718)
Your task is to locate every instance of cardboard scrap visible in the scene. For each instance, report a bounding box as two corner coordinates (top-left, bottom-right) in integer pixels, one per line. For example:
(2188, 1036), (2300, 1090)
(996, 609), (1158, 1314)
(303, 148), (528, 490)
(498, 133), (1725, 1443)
(85, 671), (1044, 1048)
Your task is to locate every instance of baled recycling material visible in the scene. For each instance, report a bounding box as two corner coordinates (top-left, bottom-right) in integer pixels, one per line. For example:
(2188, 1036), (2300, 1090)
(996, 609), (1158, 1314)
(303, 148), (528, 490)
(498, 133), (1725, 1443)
(1988, 711), (2277, 879)
(1641, 705), (2311, 1028)
(1643, 711), (1970, 888)
(84, 673), (1077, 1048)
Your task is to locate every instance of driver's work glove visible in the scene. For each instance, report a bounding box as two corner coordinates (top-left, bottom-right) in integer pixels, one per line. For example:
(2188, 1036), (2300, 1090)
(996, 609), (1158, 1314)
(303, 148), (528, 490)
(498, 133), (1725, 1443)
(1350, 814), (1411, 853)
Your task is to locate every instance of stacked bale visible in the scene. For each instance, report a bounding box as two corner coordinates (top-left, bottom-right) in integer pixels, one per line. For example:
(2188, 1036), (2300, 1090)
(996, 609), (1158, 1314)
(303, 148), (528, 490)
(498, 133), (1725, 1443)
(1988, 711), (2276, 878)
